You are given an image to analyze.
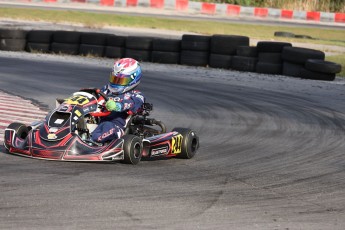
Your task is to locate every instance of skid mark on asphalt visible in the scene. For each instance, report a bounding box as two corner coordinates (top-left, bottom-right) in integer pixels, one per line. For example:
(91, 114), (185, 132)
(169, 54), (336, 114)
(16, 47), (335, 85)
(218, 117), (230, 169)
(0, 91), (47, 145)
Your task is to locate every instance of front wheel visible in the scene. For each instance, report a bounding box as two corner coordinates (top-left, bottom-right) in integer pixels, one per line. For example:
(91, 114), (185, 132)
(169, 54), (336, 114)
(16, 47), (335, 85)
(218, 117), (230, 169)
(4, 122), (28, 151)
(122, 135), (143, 165)
(172, 128), (199, 159)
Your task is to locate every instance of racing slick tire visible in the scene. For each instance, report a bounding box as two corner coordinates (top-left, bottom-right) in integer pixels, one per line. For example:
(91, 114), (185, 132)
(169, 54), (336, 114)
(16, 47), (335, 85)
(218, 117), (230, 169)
(122, 135), (143, 165)
(4, 122), (29, 152)
(172, 128), (199, 159)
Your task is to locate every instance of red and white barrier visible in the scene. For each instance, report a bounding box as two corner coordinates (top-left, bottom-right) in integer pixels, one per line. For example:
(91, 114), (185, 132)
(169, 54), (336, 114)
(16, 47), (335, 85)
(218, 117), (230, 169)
(2, 0), (344, 23)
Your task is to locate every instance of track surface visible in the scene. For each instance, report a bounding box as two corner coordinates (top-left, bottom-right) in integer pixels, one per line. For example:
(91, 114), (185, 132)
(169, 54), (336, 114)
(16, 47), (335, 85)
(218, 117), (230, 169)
(0, 52), (345, 229)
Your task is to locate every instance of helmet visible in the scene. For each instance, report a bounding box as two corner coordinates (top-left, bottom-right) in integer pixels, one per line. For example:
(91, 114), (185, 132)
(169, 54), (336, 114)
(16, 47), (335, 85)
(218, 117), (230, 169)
(108, 58), (142, 94)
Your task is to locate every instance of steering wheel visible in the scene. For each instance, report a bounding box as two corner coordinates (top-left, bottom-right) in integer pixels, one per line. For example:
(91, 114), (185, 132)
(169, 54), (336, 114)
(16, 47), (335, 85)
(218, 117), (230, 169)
(87, 88), (111, 117)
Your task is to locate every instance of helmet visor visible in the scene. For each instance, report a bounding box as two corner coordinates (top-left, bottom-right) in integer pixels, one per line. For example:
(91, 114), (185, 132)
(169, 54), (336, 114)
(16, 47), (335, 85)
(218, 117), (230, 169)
(109, 73), (132, 86)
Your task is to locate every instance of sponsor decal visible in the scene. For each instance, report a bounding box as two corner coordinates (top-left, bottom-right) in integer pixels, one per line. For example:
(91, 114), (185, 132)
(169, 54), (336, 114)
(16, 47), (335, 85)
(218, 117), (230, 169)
(111, 97), (121, 102)
(124, 103), (131, 110)
(83, 107), (90, 113)
(124, 93), (131, 100)
(98, 128), (115, 142)
(49, 127), (58, 133)
(48, 133), (57, 140)
(171, 134), (183, 154)
(151, 145), (169, 156)
(136, 94), (144, 102)
(75, 110), (82, 117)
(54, 119), (64, 124)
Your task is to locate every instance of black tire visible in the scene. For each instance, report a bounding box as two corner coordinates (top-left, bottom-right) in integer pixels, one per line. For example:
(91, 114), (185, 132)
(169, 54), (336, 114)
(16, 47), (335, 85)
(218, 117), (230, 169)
(282, 47), (325, 64)
(26, 42), (50, 53)
(51, 42), (80, 55)
(210, 34), (249, 55)
(258, 52), (282, 64)
(0, 29), (27, 39)
(122, 135), (143, 165)
(300, 68), (335, 81)
(305, 59), (342, 74)
(231, 56), (258, 72)
(125, 49), (151, 62)
(80, 32), (107, 45)
(152, 38), (181, 52)
(181, 34), (211, 52)
(282, 61), (304, 78)
(256, 62), (282, 75)
(274, 31), (295, 38)
(79, 44), (105, 57)
(172, 128), (199, 159)
(26, 30), (53, 43)
(236, 46), (258, 57)
(52, 31), (81, 44)
(256, 41), (292, 53)
(4, 122), (28, 151)
(209, 53), (232, 69)
(104, 46), (125, 58)
(106, 35), (126, 47)
(126, 36), (153, 50)
(0, 38), (26, 51)
(151, 51), (180, 64)
(180, 50), (209, 66)
(295, 34), (313, 39)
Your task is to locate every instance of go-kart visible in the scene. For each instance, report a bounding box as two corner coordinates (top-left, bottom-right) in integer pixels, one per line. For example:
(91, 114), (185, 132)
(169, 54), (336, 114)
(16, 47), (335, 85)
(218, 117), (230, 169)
(3, 88), (199, 164)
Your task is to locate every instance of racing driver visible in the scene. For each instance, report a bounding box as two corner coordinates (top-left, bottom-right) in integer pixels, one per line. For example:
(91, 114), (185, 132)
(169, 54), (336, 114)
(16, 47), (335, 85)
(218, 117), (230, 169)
(90, 58), (145, 144)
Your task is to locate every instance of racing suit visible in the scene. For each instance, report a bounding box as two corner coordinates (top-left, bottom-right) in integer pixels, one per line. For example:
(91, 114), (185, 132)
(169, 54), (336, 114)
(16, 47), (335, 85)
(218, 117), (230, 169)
(91, 85), (145, 143)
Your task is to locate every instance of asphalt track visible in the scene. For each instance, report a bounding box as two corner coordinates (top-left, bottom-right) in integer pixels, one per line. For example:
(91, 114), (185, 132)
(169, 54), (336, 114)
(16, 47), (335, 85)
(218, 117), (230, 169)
(0, 52), (345, 229)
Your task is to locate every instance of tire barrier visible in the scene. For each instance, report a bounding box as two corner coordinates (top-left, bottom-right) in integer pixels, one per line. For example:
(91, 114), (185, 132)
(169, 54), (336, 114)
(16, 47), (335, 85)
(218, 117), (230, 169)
(105, 35), (126, 58)
(51, 31), (81, 55)
(79, 32), (108, 57)
(209, 34), (250, 69)
(0, 29), (342, 81)
(26, 30), (53, 53)
(125, 36), (153, 62)
(0, 29), (27, 51)
(180, 35), (210, 67)
(152, 38), (181, 64)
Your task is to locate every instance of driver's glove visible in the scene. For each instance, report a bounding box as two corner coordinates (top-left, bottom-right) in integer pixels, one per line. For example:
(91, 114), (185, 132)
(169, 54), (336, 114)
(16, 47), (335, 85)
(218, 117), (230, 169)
(106, 100), (122, 112)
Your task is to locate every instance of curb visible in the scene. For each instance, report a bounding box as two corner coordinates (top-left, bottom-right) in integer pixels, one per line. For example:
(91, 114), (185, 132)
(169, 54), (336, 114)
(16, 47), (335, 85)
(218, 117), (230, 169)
(2, 0), (345, 24)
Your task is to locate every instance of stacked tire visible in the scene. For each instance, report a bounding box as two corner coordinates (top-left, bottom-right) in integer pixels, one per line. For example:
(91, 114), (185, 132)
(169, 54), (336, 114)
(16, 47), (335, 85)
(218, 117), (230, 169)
(104, 34), (126, 59)
(180, 35), (210, 67)
(125, 36), (153, 62)
(209, 35), (250, 69)
(282, 47), (325, 78)
(231, 45), (257, 72)
(79, 32), (108, 57)
(255, 41), (291, 75)
(302, 59), (342, 81)
(51, 31), (81, 55)
(151, 38), (180, 64)
(26, 30), (53, 53)
(0, 29), (27, 51)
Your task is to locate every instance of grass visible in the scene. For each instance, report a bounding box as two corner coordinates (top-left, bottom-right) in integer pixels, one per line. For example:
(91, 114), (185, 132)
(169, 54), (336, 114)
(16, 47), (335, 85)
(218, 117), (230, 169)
(0, 7), (344, 76)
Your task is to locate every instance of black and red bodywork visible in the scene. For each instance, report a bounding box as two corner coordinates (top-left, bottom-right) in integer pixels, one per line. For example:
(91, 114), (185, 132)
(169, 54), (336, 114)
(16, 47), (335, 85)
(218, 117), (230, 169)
(4, 89), (199, 163)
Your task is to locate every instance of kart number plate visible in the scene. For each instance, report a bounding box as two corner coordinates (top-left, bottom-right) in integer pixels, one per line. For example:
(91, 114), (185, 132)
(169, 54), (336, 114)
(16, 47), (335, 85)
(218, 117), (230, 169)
(65, 95), (89, 106)
(171, 134), (183, 154)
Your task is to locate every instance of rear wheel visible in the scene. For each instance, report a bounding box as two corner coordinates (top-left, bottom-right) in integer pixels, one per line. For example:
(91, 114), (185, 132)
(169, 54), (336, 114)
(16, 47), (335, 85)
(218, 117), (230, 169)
(122, 135), (143, 165)
(4, 122), (28, 151)
(172, 128), (199, 159)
